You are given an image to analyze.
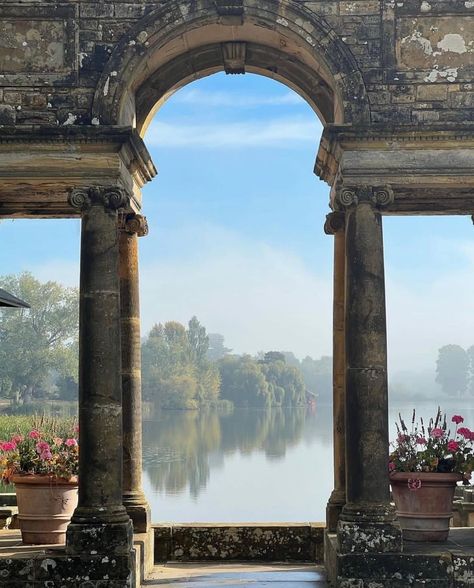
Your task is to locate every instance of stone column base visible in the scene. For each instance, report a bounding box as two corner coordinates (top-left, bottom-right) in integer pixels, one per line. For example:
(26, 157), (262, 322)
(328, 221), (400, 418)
(326, 489), (346, 533)
(123, 497), (151, 533)
(66, 517), (133, 557)
(338, 503), (402, 554)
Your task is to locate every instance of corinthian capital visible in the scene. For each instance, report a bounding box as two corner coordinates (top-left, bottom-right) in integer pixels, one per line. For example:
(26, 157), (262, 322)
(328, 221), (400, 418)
(68, 186), (129, 212)
(334, 185), (394, 211)
(120, 213), (149, 237)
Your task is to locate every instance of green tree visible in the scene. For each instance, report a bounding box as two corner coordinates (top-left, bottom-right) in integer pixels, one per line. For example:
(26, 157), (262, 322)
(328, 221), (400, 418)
(141, 318), (220, 408)
(0, 272), (78, 403)
(436, 344), (469, 397)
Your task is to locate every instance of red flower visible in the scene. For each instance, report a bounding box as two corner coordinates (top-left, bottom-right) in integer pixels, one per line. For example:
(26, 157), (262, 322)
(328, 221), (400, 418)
(28, 430), (40, 440)
(389, 462), (396, 472)
(416, 436), (427, 445)
(0, 441), (16, 451)
(447, 440), (459, 452)
(458, 427), (472, 439)
(65, 438), (78, 447)
(430, 427), (444, 439)
(452, 415), (464, 425)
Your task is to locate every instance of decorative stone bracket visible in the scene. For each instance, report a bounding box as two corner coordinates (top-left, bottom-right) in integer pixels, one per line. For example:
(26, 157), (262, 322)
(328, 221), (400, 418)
(120, 213), (149, 237)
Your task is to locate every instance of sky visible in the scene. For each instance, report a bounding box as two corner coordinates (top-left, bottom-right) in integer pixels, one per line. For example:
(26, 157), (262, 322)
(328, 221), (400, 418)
(1, 72), (473, 374)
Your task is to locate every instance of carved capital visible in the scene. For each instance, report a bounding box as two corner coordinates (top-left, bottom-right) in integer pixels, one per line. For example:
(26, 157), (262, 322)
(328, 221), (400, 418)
(324, 211), (345, 235)
(68, 186), (128, 212)
(120, 213), (149, 237)
(334, 185), (394, 211)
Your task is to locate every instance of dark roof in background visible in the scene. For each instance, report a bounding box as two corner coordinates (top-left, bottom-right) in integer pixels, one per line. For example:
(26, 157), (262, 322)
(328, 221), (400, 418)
(0, 288), (30, 308)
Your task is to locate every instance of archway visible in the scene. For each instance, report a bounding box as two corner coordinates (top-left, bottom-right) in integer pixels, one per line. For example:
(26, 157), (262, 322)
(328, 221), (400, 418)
(92, 0), (370, 130)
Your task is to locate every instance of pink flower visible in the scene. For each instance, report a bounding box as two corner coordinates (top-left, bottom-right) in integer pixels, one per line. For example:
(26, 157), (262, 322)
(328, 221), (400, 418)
(448, 440), (459, 452)
(73, 425), (79, 434)
(458, 427), (472, 439)
(389, 462), (396, 472)
(0, 441), (16, 451)
(39, 449), (52, 461)
(430, 427), (444, 439)
(416, 437), (427, 445)
(397, 433), (409, 443)
(28, 430), (40, 439)
(11, 435), (23, 444)
(53, 437), (63, 446)
(65, 438), (78, 447)
(452, 415), (464, 425)
(35, 441), (50, 454)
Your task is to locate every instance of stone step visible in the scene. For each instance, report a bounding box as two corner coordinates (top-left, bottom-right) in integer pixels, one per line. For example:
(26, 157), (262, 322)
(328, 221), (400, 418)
(143, 562), (328, 587)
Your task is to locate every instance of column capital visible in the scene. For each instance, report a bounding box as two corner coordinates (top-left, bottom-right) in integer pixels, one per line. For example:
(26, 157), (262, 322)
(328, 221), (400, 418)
(68, 186), (129, 212)
(334, 185), (394, 212)
(120, 213), (149, 237)
(324, 211), (345, 235)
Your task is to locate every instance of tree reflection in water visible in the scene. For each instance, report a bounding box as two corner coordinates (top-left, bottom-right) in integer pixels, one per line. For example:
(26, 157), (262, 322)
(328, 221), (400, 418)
(142, 405), (333, 499)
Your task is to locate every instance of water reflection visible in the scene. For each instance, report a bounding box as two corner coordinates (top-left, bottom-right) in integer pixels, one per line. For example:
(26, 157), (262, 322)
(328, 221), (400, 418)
(142, 406), (333, 521)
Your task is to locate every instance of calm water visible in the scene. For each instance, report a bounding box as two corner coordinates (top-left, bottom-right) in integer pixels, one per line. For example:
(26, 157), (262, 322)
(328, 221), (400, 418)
(142, 402), (474, 523)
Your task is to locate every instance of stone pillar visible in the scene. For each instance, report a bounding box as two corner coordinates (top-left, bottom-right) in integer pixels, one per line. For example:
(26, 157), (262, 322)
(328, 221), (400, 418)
(66, 186), (133, 557)
(336, 186), (402, 554)
(324, 211), (346, 533)
(119, 213), (151, 533)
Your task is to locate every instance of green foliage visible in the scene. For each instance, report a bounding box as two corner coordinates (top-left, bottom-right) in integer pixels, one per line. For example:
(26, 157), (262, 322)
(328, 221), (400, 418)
(141, 317), (220, 409)
(0, 273), (79, 404)
(218, 353), (306, 408)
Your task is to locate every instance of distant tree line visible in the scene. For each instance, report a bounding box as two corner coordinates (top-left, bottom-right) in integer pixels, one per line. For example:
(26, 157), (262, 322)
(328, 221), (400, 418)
(436, 344), (474, 397)
(0, 272), (332, 411)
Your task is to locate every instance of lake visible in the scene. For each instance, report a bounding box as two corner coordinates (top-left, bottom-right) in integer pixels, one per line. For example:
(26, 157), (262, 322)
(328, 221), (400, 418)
(141, 401), (474, 523)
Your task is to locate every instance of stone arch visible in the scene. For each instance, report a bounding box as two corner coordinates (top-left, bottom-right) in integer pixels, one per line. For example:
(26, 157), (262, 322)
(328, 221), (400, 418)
(92, 0), (370, 132)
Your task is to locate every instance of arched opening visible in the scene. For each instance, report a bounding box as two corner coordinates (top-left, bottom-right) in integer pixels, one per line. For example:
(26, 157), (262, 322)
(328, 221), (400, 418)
(138, 71), (334, 522)
(92, 0), (370, 130)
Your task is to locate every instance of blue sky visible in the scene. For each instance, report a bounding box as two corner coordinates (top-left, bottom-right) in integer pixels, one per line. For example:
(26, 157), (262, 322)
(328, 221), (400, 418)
(1, 72), (473, 373)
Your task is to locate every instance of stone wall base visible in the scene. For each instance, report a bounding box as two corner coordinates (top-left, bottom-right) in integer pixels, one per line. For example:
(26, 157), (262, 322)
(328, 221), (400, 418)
(154, 523), (325, 564)
(325, 530), (474, 587)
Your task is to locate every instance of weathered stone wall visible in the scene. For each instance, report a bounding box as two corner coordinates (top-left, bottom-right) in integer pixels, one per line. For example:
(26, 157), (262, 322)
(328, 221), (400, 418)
(0, 0), (473, 128)
(153, 523), (325, 564)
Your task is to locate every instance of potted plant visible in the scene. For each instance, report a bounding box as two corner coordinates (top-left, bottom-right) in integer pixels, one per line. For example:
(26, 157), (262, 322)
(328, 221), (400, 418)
(0, 420), (79, 545)
(389, 409), (474, 542)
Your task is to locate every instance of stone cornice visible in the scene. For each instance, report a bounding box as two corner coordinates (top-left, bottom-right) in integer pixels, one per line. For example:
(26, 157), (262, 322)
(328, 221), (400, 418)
(316, 123), (474, 185)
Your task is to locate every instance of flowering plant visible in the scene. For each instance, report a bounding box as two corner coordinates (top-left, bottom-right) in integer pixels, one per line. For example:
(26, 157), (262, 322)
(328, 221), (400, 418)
(0, 423), (79, 483)
(389, 409), (474, 483)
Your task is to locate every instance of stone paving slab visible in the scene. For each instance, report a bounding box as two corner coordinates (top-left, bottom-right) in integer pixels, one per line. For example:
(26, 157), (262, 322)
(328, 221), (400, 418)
(145, 563), (328, 586)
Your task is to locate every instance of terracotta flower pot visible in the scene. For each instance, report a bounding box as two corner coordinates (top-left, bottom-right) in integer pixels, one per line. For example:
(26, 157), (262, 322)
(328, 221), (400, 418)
(12, 474), (78, 545)
(390, 471), (462, 542)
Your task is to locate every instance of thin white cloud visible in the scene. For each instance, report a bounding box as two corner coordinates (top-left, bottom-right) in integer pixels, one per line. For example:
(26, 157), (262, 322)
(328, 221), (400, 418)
(145, 117), (321, 149)
(172, 88), (306, 108)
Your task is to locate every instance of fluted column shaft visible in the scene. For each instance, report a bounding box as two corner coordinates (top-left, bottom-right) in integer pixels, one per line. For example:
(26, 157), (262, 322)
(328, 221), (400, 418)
(66, 186), (132, 556)
(120, 213), (151, 532)
(325, 212), (346, 533)
(336, 185), (401, 554)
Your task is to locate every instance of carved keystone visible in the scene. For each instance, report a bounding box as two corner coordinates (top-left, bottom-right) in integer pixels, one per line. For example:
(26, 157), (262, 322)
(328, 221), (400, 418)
(222, 42), (246, 74)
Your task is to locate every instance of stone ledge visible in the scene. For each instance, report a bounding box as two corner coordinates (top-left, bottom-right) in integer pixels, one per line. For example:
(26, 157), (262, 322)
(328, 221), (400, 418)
(153, 523), (325, 564)
(325, 528), (474, 587)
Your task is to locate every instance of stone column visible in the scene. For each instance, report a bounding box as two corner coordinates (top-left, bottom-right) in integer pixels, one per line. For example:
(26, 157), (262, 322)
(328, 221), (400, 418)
(324, 211), (346, 533)
(336, 186), (402, 554)
(66, 186), (133, 556)
(119, 213), (151, 533)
